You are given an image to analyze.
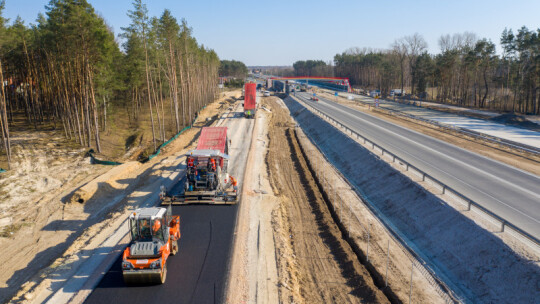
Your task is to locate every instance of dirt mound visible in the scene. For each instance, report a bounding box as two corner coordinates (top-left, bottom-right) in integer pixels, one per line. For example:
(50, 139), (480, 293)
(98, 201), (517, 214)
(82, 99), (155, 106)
(490, 113), (540, 131)
(66, 161), (142, 204)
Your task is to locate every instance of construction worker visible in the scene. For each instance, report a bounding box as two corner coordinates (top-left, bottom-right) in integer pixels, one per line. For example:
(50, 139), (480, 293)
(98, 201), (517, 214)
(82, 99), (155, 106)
(208, 158), (217, 172)
(152, 219), (161, 234)
(230, 176), (238, 192)
(187, 157), (194, 168)
(140, 220), (151, 239)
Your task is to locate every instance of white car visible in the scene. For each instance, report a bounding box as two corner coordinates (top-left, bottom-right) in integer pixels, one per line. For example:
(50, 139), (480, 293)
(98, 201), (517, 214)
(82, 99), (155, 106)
(263, 91), (270, 97)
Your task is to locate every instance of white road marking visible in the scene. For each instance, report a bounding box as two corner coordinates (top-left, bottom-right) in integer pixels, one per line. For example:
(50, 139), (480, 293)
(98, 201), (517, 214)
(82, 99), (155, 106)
(304, 95), (540, 225)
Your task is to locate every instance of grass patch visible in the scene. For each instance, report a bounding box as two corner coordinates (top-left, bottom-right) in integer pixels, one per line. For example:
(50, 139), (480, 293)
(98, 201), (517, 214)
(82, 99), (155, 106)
(0, 222), (32, 238)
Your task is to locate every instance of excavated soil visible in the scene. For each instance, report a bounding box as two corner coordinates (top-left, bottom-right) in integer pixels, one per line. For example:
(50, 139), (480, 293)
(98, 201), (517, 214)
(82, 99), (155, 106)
(265, 98), (389, 304)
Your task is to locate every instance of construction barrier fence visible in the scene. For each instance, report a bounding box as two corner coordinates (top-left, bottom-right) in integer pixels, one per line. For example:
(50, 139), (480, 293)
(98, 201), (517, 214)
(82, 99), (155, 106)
(147, 125), (191, 161)
(1, 105), (206, 172)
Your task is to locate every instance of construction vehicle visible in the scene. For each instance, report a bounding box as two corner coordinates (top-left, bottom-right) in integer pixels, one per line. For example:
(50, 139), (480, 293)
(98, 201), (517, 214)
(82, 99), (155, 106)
(122, 206), (180, 285)
(160, 127), (238, 204)
(244, 83), (257, 118)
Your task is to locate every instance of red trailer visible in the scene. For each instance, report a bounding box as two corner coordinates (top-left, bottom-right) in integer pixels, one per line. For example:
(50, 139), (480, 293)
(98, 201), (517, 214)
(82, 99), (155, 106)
(197, 126), (228, 154)
(244, 83), (256, 119)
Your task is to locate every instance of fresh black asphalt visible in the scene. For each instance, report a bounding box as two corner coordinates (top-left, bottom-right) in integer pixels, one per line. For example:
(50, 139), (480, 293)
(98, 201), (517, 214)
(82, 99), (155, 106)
(85, 200), (238, 304)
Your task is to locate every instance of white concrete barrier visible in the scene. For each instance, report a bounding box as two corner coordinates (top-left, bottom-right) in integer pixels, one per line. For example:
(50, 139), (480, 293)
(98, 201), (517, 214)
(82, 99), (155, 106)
(506, 226), (540, 255)
(373, 145), (383, 155)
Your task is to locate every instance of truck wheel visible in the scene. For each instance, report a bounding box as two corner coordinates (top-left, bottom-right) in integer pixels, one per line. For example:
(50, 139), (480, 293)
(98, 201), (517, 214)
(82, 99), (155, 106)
(171, 239), (178, 255)
(160, 264), (167, 284)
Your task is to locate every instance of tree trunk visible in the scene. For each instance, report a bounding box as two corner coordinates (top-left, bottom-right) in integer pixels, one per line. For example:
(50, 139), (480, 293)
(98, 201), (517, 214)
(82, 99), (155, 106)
(87, 62), (101, 152)
(0, 61), (12, 169)
(143, 29), (157, 151)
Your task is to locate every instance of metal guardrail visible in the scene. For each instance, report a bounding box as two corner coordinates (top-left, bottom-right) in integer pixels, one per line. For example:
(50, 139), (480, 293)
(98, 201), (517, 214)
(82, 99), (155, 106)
(294, 94), (540, 254)
(350, 95), (540, 156)
(295, 125), (462, 303)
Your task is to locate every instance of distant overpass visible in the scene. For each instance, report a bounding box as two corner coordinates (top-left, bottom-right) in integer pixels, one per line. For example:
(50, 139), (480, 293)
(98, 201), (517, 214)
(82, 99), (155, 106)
(269, 76), (351, 92)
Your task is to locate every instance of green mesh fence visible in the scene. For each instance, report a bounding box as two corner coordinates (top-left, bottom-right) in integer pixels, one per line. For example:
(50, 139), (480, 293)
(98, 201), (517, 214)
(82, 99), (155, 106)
(144, 106), (203, 162)
(147, 125), (191, 161)
(87, 108), (201, 165)
(1, 107), (207, 171)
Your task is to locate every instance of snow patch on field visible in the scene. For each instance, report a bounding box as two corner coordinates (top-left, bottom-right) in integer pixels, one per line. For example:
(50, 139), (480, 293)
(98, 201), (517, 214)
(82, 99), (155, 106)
(284, 96), (540, 304)
(354, 94), (540, 148)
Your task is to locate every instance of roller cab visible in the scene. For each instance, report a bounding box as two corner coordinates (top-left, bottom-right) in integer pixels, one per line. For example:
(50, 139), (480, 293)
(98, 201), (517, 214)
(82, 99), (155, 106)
(122, 206), (180, 285)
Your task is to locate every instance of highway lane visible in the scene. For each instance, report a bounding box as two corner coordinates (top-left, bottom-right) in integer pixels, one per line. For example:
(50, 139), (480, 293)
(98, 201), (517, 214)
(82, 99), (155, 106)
(85, 103), (254, 304)
(296, 92), (540, 241)
(349, 93), (540, 149)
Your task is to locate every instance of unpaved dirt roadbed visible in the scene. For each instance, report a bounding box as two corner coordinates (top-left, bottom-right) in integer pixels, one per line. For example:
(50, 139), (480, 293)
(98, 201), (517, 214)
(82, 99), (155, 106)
(267, 99), (389, 303)
(227, 97), (390, 303)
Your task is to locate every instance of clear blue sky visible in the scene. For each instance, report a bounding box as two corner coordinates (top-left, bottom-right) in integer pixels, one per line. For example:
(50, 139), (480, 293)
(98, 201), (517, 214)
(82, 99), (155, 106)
(3, 0), (540, 66)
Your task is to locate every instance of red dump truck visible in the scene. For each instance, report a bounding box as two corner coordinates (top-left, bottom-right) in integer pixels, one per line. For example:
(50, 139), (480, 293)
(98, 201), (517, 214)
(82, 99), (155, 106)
(160, 127), (238, 204)
(244, 83), (256, 119)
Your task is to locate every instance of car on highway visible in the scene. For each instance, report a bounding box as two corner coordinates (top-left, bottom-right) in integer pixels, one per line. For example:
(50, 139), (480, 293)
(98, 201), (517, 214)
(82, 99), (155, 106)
(263, 91), (270, 97)
(370, 90), (381, 98)
(390, 89), (404, 97)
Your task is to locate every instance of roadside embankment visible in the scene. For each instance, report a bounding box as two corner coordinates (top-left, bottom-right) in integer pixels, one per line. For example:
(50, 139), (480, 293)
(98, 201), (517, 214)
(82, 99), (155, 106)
(293, 118), (450, 303)
(285, 95), (540, 303)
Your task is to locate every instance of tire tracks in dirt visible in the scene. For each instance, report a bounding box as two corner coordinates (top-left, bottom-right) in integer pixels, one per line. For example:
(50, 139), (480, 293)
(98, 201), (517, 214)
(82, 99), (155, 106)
(265, 98), (389, 304)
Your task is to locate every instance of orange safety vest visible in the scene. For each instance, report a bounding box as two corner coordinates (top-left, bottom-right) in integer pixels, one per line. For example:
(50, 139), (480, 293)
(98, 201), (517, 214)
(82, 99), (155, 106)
(187, 157), (194, 167)
(230, 176), (237, 186)
(210, 158), (216, 170)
